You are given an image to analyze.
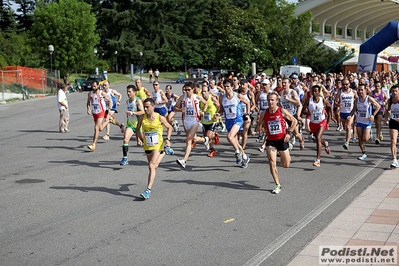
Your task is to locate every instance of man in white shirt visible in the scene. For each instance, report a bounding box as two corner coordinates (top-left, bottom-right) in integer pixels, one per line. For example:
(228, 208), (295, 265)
(57, 84), (70, 133)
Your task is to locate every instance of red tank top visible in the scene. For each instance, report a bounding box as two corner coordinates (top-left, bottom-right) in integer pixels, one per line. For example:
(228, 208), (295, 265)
(263, 107), (287, 140)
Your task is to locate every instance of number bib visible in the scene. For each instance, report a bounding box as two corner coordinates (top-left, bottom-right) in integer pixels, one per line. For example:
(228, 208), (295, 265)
(145, 132), (159, 146)
(203, 112), (212, 122)
(392, 111), (399, 119)
(358, 110), (367, 118)
(92, 104), (101, 114)
(185, 107), (195, 117)
(268, 120), (282, 135)
(311, 111), (323, 123)
(225, 104), (237, 119)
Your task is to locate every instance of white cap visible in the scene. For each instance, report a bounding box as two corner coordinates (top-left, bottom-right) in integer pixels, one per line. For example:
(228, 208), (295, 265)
(261, 73), (266, 76)
(261, 79), (270, 85)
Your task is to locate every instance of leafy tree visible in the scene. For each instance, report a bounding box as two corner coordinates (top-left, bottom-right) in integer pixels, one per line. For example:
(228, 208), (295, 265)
(29, 0), (99, 78)
(0, 0), (16, 32)
(14, 0), (35, 31)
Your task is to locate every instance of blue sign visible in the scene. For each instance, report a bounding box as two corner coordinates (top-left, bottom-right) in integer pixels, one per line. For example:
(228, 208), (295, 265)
(292, 57), (298, 65)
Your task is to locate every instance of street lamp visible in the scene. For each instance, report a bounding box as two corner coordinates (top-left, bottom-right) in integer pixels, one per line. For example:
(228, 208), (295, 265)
(48, 45), (54, 93)
(139, 52), (143, 79)
(115, 51), (118, 73)
(93, 48), (97, 74)
(48, 45), (54, 74)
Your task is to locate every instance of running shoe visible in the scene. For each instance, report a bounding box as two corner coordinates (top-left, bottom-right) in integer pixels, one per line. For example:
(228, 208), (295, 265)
(358, 153), (367, 161)
(336, 125), (341, 131)
(64, 128), (70, 132)
(177, 128), (181, 136)
(204, 136), (210, 150)
(120, 123), (125, 134)
(288, 143), (293, 151)
(375, 138), (380, 145)
(172, 121), (179, 132)
(109, 115), (116, 125)
(102, 135), (110, 140)
(214, 132), (220, 145)
(241, 156), (250, 168)
(272, 184), (281, 194)
(350, 137), (357, 143)
(379, 134), (383, 141)
(87, 143), (96, 151)
(308, 133), (314, 141)
(235, 152), (243, 165)
(324, 141), (331, 155)
(176, 159), (186, 169)
(191, 142), (197, 148)
(258, 145), (265, 153)
(290, 137), (296, 145)
(343, 142), (349, 150)
(390, 159), (398, 168)
(164, 145), (174, 155)
(120, 157), (129, 165)
(207, 149), (216, 157)
(300, 139), (305, 150)
(221, 124), (227, 132)
(313, 159), (321, 167)
(140, 188), (151, 200)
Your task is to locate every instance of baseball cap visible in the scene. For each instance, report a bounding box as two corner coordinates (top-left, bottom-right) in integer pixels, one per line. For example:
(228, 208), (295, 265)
(255, 76), (261, 80)
(203, 74), (208, 78)
(291, 74), (298, 79)
(261, 73), (266, 76)
(261, 79), (270, 85)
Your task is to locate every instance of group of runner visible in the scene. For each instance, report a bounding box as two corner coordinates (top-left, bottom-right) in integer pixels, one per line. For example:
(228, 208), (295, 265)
(84, 70), (399, 198)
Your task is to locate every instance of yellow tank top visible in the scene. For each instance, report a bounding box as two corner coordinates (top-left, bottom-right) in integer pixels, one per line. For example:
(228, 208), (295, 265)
(142, 113), (164, 151)
(136, 87), (147, 100)
(200, 96), (217, 125)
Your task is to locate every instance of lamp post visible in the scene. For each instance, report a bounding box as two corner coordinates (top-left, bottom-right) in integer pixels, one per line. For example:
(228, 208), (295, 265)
(139, 52), (143, 79)
(93, 48), (97, 74)
(48, 45), (54, 74)
(115, 51), (118, 73)
(48, 45), (54, 93)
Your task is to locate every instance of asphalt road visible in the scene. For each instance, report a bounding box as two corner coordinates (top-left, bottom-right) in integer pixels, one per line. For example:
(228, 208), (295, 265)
(0, 81), (393, 266)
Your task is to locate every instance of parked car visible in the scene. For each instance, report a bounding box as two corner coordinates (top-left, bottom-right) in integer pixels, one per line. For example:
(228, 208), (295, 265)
(191, 68), (208, 78)
(81, 74), (107, 91)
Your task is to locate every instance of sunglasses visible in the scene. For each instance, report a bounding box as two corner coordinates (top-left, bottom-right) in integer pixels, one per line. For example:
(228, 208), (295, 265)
(184, 88), (192, 91)
(153, 84), (159, 86)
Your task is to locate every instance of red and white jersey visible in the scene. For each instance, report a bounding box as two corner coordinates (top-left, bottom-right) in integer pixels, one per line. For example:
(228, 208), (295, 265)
(263, 107), (287, 141)
(182, 94), (200, 124)
(90, 91), (106, 115)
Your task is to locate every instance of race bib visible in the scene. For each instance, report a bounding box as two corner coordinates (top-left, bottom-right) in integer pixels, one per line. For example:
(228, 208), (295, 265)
(225, 104), (236, 119)
(92, 104), (101, 114)
(145, 132), (159, 146)
(203, 112), (212, 122)
(268, 120), (282, 135)
(358, 110), (367, 118)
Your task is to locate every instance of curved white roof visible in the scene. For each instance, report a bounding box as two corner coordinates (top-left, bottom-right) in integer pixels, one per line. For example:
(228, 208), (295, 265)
(295, 0), (399, 41)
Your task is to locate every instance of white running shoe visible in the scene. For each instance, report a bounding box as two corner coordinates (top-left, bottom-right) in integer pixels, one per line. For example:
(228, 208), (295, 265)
(390, 159), (399, 168)
(204, 136), (210, 150)
(272, 184), (281, 194)
(258, 145), (265, 153)
(176, 159), (186, 169)
(358, 153), (367, 161)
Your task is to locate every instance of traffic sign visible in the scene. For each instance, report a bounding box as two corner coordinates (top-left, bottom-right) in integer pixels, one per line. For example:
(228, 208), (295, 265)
(292, 57), (298, 65)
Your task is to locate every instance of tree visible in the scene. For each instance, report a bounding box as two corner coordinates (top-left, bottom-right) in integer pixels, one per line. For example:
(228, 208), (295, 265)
(0, 0), (16, 32)
(29, 0), (99, 78)
(14, 0), (35, 31)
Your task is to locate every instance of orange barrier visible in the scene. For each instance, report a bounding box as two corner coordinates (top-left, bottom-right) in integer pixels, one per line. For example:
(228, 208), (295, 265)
(1, 66), (47, 90)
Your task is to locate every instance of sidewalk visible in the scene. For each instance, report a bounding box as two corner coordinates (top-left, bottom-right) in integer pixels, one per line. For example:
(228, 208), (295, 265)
(288, 169), (399, 265)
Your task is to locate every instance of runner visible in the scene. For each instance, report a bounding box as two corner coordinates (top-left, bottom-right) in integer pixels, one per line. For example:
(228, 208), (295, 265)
(258, 91), (298, 193)
(349, 84), (380, 161)
(371, 80), (388, 145)
(384, 84), (399, 168)
(174, 82), (209, 169)
(86, 81), (112, 151)
(136, 98), (173, 200)
(102, 81), (124, 140)
(120, 84), (145, 165)
(302, 84), (335, 167)
(216, 78), (251, 168)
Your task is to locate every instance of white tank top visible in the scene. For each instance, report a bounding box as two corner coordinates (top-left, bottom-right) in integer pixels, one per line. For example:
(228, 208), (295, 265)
(340, 89), (355, 113)
(356, 96), (372, 124)
(258, 91), (268, 110)
(152, 91), (165, 109)
(90, 91), (105, 114)
(183, 95), (200, 124)
(280, 89), (297, 115)
(309, 97), (325, 123)
(390, 102), (399, 120)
